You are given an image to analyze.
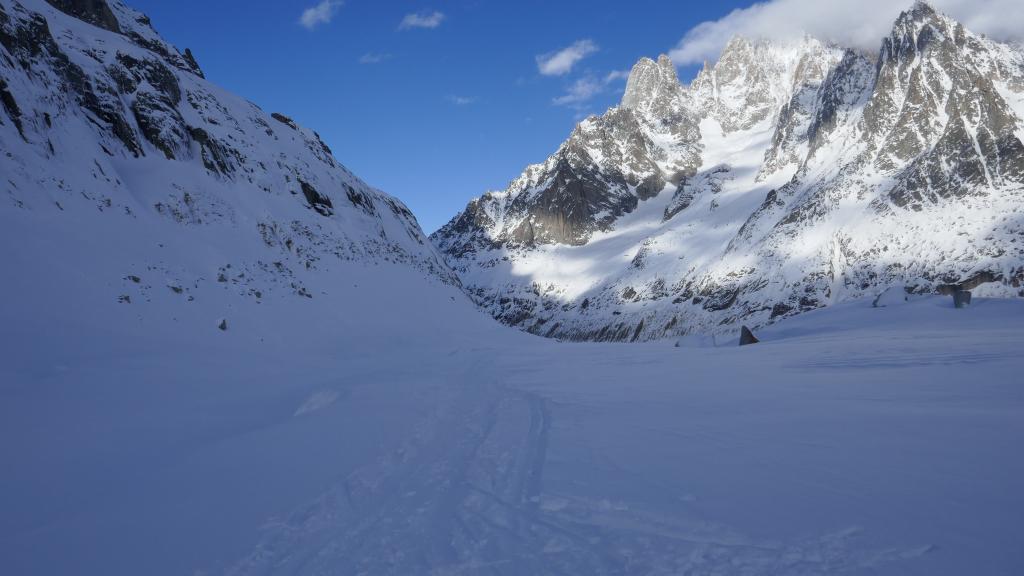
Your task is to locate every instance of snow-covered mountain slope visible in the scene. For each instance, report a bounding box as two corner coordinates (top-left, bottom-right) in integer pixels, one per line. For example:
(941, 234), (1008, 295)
(0, 0), (456, 337)
(433, 1), (1024, 341)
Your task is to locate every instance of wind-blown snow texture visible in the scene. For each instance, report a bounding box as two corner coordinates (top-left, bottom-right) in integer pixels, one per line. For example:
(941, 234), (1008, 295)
(433, 2), (1024, 341)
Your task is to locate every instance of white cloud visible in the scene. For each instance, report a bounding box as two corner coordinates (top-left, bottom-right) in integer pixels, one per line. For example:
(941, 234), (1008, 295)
(359, 53), (392, 64)
(536, 40), (599, 77)
(446, 95), (477, 106)
(604, 70), (631, 83)
(299, 0), (342, 30)
(553, 77), (604, 107)
(552, 69), (630, 108)
(399, 10), (445, 30)
(670, 0), (1024, 66)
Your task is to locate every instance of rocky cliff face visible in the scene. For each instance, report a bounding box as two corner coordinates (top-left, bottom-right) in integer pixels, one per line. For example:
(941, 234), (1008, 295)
(1, 0), (455, 323)
(433, 1), (1024, 341)
(435, 54), (702, 252)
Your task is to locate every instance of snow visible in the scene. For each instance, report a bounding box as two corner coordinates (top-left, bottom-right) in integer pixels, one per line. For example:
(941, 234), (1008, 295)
(2, 255), (1023, 575)
(2, 1), (1024, 574)
(459, 114), (787, 320)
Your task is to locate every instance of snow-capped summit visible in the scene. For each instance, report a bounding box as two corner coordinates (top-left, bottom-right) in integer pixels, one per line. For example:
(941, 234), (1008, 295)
(433, 57), (701, 251)
(621, 54), (682, 116)
(689, 35), (842, 134)
(433, 2), (1024, 341)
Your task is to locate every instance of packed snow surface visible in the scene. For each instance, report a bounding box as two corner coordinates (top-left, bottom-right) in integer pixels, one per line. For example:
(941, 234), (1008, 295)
(1, 1), (1023, 575)
(2, 261), (1022, 575)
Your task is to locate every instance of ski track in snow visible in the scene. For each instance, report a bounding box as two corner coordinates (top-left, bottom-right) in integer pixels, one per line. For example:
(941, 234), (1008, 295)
(202, 299), (1021, 576)
(2, 2), (1024, 574)
(2, 263), (1023, 576)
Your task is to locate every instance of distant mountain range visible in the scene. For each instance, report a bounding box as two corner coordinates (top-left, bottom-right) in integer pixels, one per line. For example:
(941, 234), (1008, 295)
(432, 1), (1024, 341)
(3, 0), (1023, 345)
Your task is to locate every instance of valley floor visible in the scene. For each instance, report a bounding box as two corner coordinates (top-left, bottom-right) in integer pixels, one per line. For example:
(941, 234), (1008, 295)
(1, 270), (1022, 575)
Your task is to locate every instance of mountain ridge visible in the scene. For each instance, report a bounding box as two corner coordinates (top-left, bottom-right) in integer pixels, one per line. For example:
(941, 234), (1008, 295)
(1, 0), (458, 336)
(432, 1), (1024, 341)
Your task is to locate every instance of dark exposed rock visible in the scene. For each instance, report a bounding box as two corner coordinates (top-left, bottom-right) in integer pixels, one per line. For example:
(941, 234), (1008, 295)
(344, 183), (375, 215)
(504, 152), (643, 246)
(113, 53), (188, 159)
(298, 179), (334, 217)
(187, 127), (237, 175)
(664, 165), (730, 221)
(770, 302), (794, 319)
(271, 113), (298, 130)
(953, 290), (972, 308)
(181, 48), (203, 78)
(937, 270), (1003, 294)
(630, 320), (645, 342)
(114, 53), (182, 103)
(132, 92), (187, 159)
(739, 326), (759, 346)
(43, 0), (120, 33)
(807, 50), (874, 157)
(0, 8), (140, 155)
(0, 78), (24, 138)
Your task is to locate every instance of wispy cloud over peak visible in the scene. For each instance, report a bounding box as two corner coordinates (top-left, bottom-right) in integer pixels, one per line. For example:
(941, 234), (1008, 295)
(604, 70), (631, 83)
(551, 68), (630, 109)
(669, 0), (1024, 66)
(536, 40), (598, 76)
(552, 77), (603, 107)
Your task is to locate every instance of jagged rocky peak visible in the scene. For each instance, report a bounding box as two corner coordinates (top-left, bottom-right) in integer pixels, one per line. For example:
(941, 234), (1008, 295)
(1, 0), (457, 307)
(891, 0), (945, 36)
(432, 49), (705, 250)
(432, 1), (1024, 343)
(861, 0), (1024, 198)
(690, 34), (842, 132)
(621, 54), (682, 115)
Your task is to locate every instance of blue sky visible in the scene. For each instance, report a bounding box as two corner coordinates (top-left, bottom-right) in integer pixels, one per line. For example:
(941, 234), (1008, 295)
(128, 0), (754, 232)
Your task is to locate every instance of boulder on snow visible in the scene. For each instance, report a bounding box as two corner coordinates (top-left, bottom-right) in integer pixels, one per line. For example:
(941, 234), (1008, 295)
(953, 290), (972, 309)
(217, 318), (228, 331)
(739, 326), (759, 346)
(873, 285), (908, 308)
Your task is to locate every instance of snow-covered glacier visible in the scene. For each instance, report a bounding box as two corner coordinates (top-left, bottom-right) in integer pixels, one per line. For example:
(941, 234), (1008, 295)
(2, 1), (1023, 576)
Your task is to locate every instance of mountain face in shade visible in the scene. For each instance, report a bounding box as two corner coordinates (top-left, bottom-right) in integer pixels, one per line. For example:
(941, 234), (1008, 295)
(432, 2), (1024, 341)
(1, 0), (457, 327)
